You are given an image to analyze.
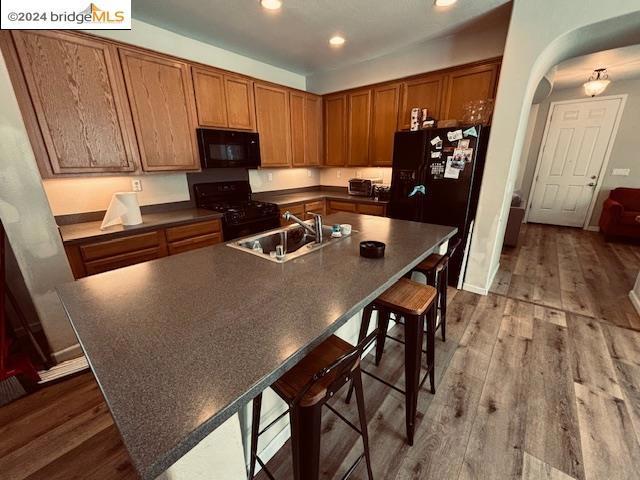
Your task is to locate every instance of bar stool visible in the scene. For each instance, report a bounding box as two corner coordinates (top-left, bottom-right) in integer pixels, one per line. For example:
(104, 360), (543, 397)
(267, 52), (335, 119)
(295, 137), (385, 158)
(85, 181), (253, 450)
(411, 238), (462, 342)
(347, 278), (438, 445)
(248, 331), (377, 480)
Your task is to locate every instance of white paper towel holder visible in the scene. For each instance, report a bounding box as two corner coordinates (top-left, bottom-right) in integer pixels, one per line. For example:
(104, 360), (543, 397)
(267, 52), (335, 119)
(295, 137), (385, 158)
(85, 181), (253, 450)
(100, 192), (143, 230)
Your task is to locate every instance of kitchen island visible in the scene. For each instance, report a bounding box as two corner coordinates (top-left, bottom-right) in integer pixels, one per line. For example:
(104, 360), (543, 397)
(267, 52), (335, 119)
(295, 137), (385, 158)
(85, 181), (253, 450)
(57, 213), (456, 479)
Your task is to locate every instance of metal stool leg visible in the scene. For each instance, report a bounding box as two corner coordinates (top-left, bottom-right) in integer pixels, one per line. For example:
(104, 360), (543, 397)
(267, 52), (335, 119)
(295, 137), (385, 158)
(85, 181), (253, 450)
(248, 394), (262, 479)
(346, 305), (374, 404)
(375, 308), (391, 366)
(290, 403), (322, 480)
(427, 305), (436, 394)
(403, 314), (424, 446)
(441, 266), (448, 342)
(353, 367), (374, 480)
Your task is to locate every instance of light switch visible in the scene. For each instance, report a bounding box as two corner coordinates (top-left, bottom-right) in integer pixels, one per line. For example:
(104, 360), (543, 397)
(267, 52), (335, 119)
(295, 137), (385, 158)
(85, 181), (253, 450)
(337, 169), (342, 178)
(131, 179), (142, 192)
(268, 173), (273, 181)
(612, 168), (630, 176)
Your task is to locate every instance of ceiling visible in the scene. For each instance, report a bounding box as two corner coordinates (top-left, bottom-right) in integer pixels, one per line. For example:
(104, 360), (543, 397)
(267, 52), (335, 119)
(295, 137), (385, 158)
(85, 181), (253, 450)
(553, 44), (640, 90)
(132, 0), (511, 75)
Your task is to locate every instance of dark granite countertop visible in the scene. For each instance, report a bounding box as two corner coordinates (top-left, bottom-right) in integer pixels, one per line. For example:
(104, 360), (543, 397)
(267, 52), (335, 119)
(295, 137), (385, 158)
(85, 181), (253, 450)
(57, 213), (455, 479)
(58, 208), (223, 244)
(254, 189), (389, 206)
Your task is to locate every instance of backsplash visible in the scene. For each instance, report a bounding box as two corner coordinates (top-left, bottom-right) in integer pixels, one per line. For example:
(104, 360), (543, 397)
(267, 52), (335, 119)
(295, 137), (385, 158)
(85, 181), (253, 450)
(43, 167), (391, 216)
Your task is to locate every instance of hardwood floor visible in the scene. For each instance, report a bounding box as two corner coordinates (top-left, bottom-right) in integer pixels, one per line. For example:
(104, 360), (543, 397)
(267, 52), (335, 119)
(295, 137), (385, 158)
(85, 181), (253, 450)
(2, 224), (639, 480)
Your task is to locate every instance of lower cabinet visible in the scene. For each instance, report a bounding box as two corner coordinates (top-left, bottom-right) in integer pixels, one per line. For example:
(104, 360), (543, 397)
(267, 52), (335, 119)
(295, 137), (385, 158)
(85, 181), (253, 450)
(65, 219), (223, 279)
(278, 198), (387, 226)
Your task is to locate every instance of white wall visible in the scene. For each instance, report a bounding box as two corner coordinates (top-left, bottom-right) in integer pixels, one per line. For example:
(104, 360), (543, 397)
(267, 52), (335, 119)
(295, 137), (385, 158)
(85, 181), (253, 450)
(462, 0), (640, 295)
(519, 78), (640, 226)
(320, 167), (393, 187)
(306, 10), (509, 94)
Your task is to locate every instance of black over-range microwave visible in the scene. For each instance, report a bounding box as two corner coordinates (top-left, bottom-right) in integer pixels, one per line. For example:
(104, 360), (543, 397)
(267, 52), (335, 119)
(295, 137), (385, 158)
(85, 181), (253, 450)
(196, 128), (261, 168)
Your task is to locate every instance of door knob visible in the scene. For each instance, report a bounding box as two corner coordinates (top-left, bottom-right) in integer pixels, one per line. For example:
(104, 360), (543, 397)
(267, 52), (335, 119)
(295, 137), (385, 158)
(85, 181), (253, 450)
(588, 182), (596, 187)
(590, 175), (597, 180)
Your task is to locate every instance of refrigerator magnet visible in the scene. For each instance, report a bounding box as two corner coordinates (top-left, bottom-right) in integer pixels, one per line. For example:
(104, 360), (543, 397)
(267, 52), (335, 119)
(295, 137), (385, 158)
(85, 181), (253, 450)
(458, 139), (470, 148)
(431, 151), (442, 158)
(453, 148), (473, 163)
(463, 126), (478, 138)
(447, 129), (463, 142)
(444, 157), (460, 179)
(430, 135), (442, 146)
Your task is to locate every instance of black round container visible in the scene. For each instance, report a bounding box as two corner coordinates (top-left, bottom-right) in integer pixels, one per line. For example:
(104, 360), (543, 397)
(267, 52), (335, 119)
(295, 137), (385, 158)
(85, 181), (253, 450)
(360, 241), (386, 259)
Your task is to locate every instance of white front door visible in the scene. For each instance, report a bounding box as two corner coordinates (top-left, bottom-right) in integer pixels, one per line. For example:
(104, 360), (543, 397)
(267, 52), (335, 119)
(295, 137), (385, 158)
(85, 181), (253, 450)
(528, 97), (623, 227)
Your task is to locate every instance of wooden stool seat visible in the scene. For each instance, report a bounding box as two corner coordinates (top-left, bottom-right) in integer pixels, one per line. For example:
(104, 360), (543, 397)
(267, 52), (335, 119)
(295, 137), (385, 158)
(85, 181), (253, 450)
(273, 335), (358, 407)
(376, 278), (437, 316)
(414, 253), (443, 273)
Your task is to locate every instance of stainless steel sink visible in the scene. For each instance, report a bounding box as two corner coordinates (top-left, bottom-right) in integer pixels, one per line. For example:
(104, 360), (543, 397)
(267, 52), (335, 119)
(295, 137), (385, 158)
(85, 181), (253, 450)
(227, 222), (353, 263)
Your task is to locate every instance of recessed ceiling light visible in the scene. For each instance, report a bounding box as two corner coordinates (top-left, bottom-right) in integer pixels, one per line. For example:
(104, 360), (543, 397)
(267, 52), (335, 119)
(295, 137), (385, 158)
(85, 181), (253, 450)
(434, 0), (457, 6)
(261, 0), (282, 10)
(329, 35), (345, 47)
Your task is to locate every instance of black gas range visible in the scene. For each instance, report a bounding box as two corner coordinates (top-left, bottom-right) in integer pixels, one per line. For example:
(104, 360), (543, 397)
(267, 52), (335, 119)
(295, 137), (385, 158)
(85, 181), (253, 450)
(193, 181), (280, 240)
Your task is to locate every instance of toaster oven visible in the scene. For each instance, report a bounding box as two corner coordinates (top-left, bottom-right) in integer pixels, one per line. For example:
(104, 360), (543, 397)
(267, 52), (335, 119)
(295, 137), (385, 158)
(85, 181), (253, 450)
(348, 178), (383, 197)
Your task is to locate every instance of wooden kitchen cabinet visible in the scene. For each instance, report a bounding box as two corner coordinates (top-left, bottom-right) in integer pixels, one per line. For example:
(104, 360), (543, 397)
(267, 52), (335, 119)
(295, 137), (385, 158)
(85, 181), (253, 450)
(192, 66), (256, 131)
(279, 203), (305, 226)
(440, 62), (499, 122)
(119, 48), (200, 172)
(304, 94), (323, 166)
(398, 74), (446, 129)
(323, 94), (347, 166)
(347, 89), (372, 167)
(327, 200), (357, 213)
(290, 91), (306, 167)
(65, 218), (223, 279)
(254, 83), (292, 167)
(10, 31), (139, 175)
(370, 84), (400, 166)
(327, 199), (386, 217)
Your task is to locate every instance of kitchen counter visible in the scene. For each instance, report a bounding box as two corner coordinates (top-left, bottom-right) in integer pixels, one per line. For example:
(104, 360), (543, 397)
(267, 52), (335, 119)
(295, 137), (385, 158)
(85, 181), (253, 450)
(58, 208), (223, 244)
(56, 213), (456, 479)
(253, 188), (389, 206)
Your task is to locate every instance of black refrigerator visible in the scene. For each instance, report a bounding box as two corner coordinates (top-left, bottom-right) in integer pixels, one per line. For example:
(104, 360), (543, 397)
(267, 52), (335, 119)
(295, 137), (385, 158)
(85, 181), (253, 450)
(388, 125), (490, 287)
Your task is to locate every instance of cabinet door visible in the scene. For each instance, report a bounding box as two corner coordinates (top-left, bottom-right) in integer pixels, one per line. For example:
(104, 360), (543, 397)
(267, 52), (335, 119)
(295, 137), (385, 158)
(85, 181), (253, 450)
(323, 94), (347, 166)
(12, 31), (138, 174)
(120, 49), (199, 171)
(225, 75), (256, 130)
(347, 89), (372, 167)
(192, 66), (228, 128)
(398, 74), (445, 129)
(371, 84), (400, 166)
(254, 83), (292, 167)
(440, 63), (499, 122)
(304, 94), (322, 166)
(290, 91), (306, 167)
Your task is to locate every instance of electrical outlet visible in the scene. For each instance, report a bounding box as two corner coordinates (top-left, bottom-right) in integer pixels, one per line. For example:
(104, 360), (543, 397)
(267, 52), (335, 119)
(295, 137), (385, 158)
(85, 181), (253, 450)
(131, 179), (142, 192)
(337, 169), (341, 178)
(268, 172), (273, 181)
(307, 169), (312, 177)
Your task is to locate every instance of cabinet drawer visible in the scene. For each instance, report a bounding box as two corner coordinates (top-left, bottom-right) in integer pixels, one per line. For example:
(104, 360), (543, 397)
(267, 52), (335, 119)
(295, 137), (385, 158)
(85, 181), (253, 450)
(168, 232), (222, 255)
(165, 219), (221, 242)
(80, 231), (162, 261)
(357, 203), (386, 216)
(328, 200), (357, 213)
(280, 203), (304, 225)
(84, 247), (163, 275)
(304, 200), (325, 213)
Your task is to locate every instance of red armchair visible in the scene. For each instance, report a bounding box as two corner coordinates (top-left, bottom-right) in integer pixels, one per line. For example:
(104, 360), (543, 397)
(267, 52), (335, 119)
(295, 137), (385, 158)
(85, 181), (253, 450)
(599, 187), (640, 240)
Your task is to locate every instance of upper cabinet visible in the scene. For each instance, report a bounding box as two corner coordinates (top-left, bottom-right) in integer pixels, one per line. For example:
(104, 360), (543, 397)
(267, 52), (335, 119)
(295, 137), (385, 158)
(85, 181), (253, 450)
(440, 63), (499, 122)
(192, 66), (256, 131)
(254, 82), (292, 168)
(398, 74), (446, 129)
(371, 84), (400, 167)
(304, 94), (322, 167)
(119, 49), (200, 172)
(323, 94), (347, 167)
(10, 31), (139, 175)
(290, 91), (306, 167)
(347, 89), (372, 167)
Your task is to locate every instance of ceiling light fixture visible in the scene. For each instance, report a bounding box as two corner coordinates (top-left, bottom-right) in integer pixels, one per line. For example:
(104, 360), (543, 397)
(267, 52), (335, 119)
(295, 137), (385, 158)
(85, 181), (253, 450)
(583, 68), (611, 97)
(329, 35), (345, 47)
(261, 0), (282, 11)
(434, 0), (458, 7)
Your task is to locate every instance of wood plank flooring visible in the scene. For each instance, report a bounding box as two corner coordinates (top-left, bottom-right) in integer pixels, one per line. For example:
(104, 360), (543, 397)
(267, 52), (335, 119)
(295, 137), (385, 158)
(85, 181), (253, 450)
(1, 224), (640, 480)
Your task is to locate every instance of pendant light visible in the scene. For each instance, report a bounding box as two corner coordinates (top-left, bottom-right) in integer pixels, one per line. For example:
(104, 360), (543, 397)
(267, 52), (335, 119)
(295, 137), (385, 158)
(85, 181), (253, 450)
(583, 68), (611, 97)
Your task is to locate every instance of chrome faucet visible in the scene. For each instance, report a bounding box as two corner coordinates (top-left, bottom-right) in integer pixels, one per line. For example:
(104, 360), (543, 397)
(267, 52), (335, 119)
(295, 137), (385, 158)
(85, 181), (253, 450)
(282, 211), (323, 244)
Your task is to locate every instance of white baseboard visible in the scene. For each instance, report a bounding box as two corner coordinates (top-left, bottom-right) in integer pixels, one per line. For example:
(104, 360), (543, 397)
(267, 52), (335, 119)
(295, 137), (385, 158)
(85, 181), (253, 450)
(585, 225), (600, 232)
(629, 290), (640, 316)
(51, 343), (84, 363)
(38, 355), (89, 384)
(463, 261), (500, 296)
